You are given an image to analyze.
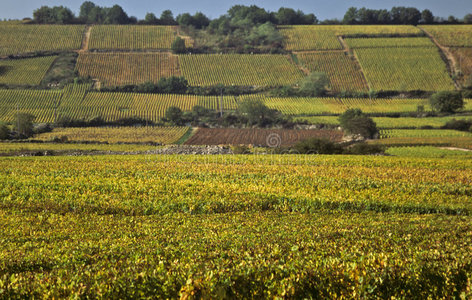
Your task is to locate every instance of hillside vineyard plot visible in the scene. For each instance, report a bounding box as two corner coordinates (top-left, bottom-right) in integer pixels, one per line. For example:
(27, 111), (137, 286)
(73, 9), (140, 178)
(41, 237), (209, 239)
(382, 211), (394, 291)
(355, 47), (456, 91)
(0, 25), (85, 56)
(76, 53), (180, 87)
(279, 25), (423, 51)
(345, 37), (435, 49)
(420, 25), (472, 47)
(296, 52), (369, 92)
(35, 126), (189, 144)
(0, 89), (61, 122)
(185, 128), (343, 146)
(450, 47), (472, 85)
(179, 54), (305, 86)
(88, 25), (192, 50)
(1, 155), (472, 297)
(0, 56), (57, 86)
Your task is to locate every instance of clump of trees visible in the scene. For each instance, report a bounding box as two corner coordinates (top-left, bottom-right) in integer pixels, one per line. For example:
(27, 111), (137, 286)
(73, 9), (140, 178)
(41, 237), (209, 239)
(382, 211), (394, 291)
(339, 109), (378, 139)
(429, 91), (464, 114)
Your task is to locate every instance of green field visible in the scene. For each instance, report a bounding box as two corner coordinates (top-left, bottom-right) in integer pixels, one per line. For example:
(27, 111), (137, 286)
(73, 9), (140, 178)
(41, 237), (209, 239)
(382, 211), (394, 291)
(179, 54), (305, 86)
(0, 89), (61, 122)
(0, 25), (85, 56)
(355, 47), (456, 91)
(88, 25), (191, 50)
(0, 56), (57, 86)
(296, 52), (368, 92)
(345, 37), (434, 48)
(386, 146), (472, 158)
(380, 129), (472, 138)
(420, 25), (472, 47)
(0, 155), (471, 298)
(76, 52), (180, 87)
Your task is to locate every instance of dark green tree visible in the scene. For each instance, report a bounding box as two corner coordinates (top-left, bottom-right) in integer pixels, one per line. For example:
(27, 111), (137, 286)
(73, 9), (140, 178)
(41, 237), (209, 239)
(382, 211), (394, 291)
(429, 91), (464, 113)
(14, 113), (35, 137)
(339, 109), (378, 139)
(0, 123), (10, 140)
(105, 5), (129, 24)
(237, 99), (281, 127)
(144, 12), (158, 24)
(298, 72), (329, 97)
(164, 107), (185, 125)
(79, 1), (96, 20)
(171, 37), (187, 54)
(464, 14), (472, 24)
(160, 10), (176, 25)
(421, 9), (434, 24)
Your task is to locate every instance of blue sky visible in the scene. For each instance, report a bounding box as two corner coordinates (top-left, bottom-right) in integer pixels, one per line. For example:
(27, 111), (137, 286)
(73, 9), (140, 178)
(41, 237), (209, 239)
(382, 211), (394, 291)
(2, 0), (472, 21)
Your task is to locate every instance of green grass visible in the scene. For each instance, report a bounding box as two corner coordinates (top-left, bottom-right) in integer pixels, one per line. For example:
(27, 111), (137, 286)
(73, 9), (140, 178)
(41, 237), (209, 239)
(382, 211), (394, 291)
(386, 146), (472, 158)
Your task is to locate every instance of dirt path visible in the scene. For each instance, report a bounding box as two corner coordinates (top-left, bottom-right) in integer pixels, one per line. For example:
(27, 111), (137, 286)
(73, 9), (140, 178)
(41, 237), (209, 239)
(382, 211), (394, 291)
(419, 27), (461, 89)
(337, 36), (350, 52)
(439, 147), (472, 152)
(80, 26), (92, 52)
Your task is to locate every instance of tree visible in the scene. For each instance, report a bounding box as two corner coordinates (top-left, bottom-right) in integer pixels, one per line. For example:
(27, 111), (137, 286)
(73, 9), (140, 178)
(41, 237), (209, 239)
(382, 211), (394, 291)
(298, 72), (329, 97)
(237, 99), (281, 127)
(80, 1), (96, 20)
(14, 113), (35, 137)
(165, 107), (184, 125)
(464, 14), (472, 24)
(293, 138), (343, 154)
(144, 12), (158, 25)
(171, 37), (187, 54)
(339, 109), (378, 139)
(276, 7), (298, 25)
(156, 76), (189, 93)
(429, 91), (464, 113)
(448, 15), (459, 24)
(0, 123), (10, 140)
(343, 7), (358, 24)
(105, 5), (129, 24)
(160, 10), (176, 25)
(421, 9), (434, 24)
(55, 6), (74, 24)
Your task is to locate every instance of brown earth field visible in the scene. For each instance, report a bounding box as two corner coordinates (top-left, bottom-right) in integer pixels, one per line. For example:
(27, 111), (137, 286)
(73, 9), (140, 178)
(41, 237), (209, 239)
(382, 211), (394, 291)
(184, 128), (343, 147)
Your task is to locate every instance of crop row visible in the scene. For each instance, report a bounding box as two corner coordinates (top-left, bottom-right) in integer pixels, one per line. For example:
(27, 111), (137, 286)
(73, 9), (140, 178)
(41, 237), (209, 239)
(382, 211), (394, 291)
(296, 52), (369, 92)
(386, 146), (472, 158)
(380, 129), (472, 139)
(345, 37), (434, 49)
(88, 25), (192, 50)
(0, 56), (57, 86)
(0, 25), (85, 56)
(279, 25), (422, 51)
(179, 54), (305, 86)
(420, 25), (472, 47)
(35, 126), (189, 144)
(76, 52), (180, 86)
(0, 89), (62, 122)
(355, 47), (456, 91)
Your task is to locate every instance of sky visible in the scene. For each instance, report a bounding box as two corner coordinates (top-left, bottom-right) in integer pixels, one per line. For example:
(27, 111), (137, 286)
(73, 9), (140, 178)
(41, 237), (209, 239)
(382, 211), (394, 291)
(1, 0), (472, 21)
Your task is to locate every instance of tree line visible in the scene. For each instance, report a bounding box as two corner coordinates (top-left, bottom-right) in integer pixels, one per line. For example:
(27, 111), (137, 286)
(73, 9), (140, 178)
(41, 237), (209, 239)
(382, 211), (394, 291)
(30, 1), (472, 26)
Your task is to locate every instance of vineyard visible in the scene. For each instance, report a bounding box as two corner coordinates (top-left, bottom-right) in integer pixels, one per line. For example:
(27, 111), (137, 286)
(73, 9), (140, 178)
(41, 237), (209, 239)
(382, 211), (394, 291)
(296, 52), (369, 92)
(0, 25), (85, 56)
(0, 89), (61, 123)
(420, 25), (472, 47)
(35, 126), (189, 144)
(380, 129), (472, 139)
(450, 47), (472, 85)
(88, 25), (192, 50)
(184, 128), (343, 146)
(0, 143), (155, 154)
(279, 25), (422, 50)
(76, 53), (180, 86)
(386, 146), (472, 158)
(355, 47), (456, 91)
(345, 37), (434, 48)
(179, 54), (305, 86)
(295, 116), (472, 129)
(244, 96), (434, 115)
(371, 136), (472, 149)
(0, 155), (472, 297)
(0, 56), (57, 86)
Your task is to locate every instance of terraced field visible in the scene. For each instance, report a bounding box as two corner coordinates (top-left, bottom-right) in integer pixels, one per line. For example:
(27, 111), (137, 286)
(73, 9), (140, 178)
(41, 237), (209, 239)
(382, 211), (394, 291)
(279, 25), (422, 50)
(0, 24), (85, 56)
(420, 25), (472, 47)
(88, 25), (192, 50)
(179, 54), (304, 86)
(0, 89), (61, 122)
(355, 47), (455, 91)
(296, 52), (368, 92)
(345, 37), (434, 48)
(76, 53), (180, 86)
(185, 128), (343, 146)
(35, 126), (189, 144)
(0, 56), (57, 86)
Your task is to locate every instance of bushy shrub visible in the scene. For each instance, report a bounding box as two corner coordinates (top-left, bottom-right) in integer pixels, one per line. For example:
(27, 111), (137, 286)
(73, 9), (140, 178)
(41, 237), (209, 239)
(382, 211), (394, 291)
(293, 138), (343, 154)
(339, 109), (378, 139)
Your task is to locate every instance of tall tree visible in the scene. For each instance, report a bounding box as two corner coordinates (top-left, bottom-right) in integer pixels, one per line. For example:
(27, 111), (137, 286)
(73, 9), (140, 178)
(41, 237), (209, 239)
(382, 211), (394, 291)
(79, 1), (96, 20)
(160, 10), (176, 25)
(421, 9), (434, 24)
(105, 5), (129, 24)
